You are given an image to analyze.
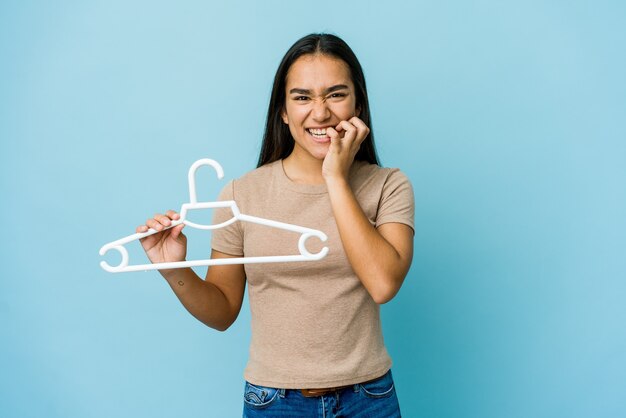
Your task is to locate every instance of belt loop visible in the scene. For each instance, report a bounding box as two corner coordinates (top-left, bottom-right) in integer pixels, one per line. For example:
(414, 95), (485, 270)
(353, 384), (359, 393)
(279, 388), (286, 398)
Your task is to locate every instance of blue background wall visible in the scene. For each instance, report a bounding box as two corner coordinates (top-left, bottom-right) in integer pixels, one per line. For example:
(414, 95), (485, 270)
(1, 1), (625, 417)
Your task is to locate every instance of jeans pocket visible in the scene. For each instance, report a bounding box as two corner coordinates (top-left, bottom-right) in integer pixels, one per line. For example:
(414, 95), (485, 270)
(359, 370), (395, 399)
(243, 382), (280, 409)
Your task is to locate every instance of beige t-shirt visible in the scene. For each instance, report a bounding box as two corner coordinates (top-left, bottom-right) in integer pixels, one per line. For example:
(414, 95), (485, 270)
(211, 159), (414, 389)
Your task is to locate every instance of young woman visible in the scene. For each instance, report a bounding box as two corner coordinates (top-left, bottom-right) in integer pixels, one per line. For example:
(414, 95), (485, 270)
(137, 33), (414, 418)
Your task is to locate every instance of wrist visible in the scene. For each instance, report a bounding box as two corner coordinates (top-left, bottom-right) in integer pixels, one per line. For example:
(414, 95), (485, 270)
(160, 266), (190, 282)
(323, 172), (350, 188)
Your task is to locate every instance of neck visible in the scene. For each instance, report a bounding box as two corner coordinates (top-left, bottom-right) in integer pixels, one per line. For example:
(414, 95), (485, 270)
(283, 149), (325, 184)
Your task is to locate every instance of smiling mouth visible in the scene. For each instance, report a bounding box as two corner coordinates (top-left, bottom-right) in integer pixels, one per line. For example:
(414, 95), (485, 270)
(307, 128), (330, 142)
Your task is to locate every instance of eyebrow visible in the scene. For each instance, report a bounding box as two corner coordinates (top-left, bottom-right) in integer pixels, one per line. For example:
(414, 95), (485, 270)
(289, 84), (349, 95)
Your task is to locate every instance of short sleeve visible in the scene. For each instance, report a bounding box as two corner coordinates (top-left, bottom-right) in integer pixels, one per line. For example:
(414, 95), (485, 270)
(210, 180), (244, 256)
(375, 169), (415, 233)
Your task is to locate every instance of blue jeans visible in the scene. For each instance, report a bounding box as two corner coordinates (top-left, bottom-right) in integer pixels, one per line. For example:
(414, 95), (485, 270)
(242, 369), (401, 417)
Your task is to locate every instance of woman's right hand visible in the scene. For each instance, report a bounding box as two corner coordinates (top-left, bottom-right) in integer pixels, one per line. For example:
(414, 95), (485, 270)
(136, 210), (187, 265)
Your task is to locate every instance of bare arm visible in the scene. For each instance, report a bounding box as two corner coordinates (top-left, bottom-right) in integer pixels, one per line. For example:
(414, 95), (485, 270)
(327, 179), (413, 304)
(324, 118), (414, 304)
(160, 252), (246, 331)
(138, 211), (246, 331)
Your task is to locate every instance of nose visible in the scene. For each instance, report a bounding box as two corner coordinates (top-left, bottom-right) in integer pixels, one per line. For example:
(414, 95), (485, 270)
(311, 99), (331, 122)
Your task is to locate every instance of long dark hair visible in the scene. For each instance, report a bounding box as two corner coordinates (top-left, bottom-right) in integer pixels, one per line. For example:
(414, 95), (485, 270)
(257, 33), (379, 167)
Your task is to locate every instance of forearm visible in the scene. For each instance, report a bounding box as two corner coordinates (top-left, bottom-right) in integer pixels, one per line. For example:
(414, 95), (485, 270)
(160, 268), (234, 331)
(326, 178), (406, 303)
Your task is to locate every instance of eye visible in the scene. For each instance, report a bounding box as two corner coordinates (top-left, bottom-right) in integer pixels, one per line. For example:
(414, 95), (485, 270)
(330, 93), (346, 98)
(294, 96), (309, 101)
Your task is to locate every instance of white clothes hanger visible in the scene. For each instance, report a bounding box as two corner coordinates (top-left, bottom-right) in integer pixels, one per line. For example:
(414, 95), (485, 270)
(99, 158), (329, 273)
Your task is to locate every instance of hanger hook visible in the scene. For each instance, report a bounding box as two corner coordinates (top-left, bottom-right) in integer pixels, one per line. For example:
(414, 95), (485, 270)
(298, 231), (329, 260)
(188, 158), (224, 204)
(99, 244), (129, 272)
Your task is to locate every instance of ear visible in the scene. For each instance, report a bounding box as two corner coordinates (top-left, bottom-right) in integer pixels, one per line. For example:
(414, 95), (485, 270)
(281, 108), (289, 124)
(356, 105), (361, 118)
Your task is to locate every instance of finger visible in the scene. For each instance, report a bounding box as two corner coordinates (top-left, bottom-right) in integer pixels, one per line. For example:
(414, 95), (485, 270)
(326, 127), (340, 141)
(154, 213), (172, 227)
(349, 115), (365, 125)
(165, 209), (180, 220)
(333, 123), (347, 140)
(136, 225), (149, 233)
(349, 116), (370, 135)
(328, 125), (344, 142)
(336, 120), (357, 143)
(170, 223), (185, 240)
(349, 116), (370, 146)
(326, 127), (342, 148)
(146, 218), (164, 231)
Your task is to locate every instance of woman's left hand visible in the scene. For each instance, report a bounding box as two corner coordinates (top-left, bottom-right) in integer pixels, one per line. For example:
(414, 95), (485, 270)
(322, 116), (370, 183)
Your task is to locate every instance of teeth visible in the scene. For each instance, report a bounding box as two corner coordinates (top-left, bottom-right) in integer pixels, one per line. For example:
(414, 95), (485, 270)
(308, 128), (327, 135)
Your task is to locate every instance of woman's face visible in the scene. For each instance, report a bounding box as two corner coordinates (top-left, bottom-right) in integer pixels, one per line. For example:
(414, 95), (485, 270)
(281, 54), (360, 161)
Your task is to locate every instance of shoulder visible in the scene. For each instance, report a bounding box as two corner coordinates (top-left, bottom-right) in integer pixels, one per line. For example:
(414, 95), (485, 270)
(236, 161), (277, 184)
(350, 160), (412, 193)
(222, 161), (280, 200)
